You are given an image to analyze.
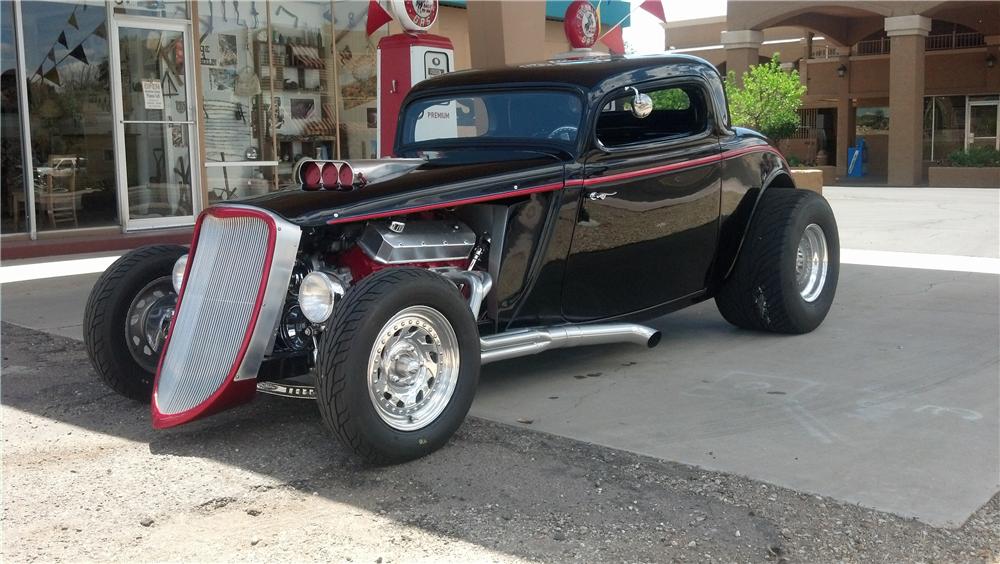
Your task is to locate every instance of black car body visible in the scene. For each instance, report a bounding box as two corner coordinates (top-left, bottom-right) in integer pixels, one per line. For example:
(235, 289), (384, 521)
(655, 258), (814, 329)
(85, 54), (837, 463)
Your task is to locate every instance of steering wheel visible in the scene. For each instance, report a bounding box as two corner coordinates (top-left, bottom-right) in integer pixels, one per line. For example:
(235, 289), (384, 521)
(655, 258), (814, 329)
(547, 126), (578, 141)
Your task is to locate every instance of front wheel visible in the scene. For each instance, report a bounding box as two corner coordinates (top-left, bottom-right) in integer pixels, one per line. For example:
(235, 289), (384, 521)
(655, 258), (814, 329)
(315, 268), (480, 464)
(715, 188), (839, 334)
(83, 245), (187, 401)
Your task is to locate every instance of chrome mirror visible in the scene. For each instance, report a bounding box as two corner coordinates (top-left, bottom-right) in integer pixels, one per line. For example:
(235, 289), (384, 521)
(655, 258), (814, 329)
(627, 86), (653, 119)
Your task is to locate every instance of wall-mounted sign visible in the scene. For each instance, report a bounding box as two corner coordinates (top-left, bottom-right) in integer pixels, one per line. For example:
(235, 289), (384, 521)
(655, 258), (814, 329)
(564, 0), (599, 49)
(141, 79), (164, 110)
(391, 0), (438, 32)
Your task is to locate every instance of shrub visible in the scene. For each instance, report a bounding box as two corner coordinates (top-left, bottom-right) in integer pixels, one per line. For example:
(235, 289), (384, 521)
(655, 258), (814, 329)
(945, 147), (1000, 167)
(724, 54), (806, 142)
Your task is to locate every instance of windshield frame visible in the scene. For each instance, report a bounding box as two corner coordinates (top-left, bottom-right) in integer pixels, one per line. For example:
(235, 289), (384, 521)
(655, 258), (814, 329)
(395, 84), (588, 156)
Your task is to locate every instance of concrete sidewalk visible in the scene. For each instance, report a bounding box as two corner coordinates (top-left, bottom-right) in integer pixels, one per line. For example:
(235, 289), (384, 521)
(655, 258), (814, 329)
(2, 186), (998, 527)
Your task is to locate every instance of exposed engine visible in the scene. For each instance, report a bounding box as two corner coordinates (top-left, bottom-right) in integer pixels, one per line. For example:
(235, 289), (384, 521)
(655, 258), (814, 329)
(270, 215), (490, 365)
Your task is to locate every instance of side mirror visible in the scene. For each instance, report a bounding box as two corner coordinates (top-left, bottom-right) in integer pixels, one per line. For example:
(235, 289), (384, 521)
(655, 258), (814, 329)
(627, 87), (653, 119)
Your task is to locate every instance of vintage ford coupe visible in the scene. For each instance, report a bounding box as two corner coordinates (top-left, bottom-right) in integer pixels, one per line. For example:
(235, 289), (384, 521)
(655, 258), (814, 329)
(85, 55), (839, 464)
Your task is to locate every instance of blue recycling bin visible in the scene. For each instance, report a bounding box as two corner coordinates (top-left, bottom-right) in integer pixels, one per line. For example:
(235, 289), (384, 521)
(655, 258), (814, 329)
(847, 138), (867, 177)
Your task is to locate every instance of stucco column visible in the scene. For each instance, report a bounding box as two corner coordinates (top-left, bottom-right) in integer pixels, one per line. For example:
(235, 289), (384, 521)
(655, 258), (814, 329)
(986, 36), (1000, 93)
(835, 52), (853, 177)
(467, 1), (546, 68)
(885, 15), (930, 186)
(721, 30), (763, 85)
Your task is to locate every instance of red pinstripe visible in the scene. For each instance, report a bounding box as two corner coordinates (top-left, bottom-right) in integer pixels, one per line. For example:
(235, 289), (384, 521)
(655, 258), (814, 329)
(326, 145), (784, 225)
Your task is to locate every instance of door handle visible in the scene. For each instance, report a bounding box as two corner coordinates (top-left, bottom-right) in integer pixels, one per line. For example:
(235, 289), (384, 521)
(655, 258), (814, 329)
(588, 191), (617, 201)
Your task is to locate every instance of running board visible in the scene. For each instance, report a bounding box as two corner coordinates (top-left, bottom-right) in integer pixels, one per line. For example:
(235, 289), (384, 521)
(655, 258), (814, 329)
(259, 323), (661, 398)
(479, 323), (661, 365)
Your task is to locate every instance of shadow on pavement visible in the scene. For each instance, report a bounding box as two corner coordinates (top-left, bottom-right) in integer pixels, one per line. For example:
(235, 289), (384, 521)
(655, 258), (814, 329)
(1, 321), (785, 562)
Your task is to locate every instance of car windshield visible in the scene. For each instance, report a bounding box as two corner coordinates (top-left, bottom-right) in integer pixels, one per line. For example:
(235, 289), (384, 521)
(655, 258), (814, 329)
(399, 90), (584, 148)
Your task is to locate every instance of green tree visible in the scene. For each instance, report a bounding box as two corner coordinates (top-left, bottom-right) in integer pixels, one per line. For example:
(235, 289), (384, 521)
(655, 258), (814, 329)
(725, 54), (806, 140)
(649, 88), (690, 110)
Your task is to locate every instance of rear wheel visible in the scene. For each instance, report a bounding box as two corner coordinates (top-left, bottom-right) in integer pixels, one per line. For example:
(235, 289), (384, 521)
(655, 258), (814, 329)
(715, 188), (839, 334)
(84, 245), (187, 401)
(315, 268), (479, 464)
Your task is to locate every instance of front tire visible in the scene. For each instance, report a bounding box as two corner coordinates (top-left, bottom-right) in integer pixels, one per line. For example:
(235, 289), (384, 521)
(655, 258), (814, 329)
(315, 268), (480, 464)
(83, 245), (187, 401)
(715, 188), (839, 334)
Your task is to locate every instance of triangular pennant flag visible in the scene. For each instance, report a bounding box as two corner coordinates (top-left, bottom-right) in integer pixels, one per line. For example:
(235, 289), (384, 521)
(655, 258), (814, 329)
(366, 0), (393, 36)
(601, 24), (626, 55)
(46, 48), (56, 62)
(57, 31), (68, 48)
(639, 0), (667, 24)
(68, 44), (89, 65)
(43, 66), (61, 86)
(93, 23), (106, 39)
(68, 12), (79, 29)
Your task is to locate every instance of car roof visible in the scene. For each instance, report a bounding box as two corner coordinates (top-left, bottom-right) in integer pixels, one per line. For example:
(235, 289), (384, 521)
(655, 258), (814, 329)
(408, 53), (722, 98)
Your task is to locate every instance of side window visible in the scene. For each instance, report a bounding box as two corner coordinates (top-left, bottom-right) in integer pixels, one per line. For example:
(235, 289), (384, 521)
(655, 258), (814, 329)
(597, 83), (709, 148)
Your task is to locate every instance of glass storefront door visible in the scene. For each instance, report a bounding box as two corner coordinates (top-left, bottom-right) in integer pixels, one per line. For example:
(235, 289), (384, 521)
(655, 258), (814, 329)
(967, 100), (999, 151)
(111, 17), (198, 230)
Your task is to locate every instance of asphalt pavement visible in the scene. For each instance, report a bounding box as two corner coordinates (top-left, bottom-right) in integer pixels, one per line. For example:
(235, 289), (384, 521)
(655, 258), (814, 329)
(2, 186), (999, 560)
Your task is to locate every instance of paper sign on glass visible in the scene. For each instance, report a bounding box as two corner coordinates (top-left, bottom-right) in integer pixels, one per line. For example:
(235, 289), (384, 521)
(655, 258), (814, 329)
(141, 79), (164, 110)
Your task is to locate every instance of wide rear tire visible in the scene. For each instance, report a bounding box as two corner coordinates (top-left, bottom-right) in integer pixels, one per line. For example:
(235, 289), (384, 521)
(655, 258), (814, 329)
(315, 268), (480, 465)
(83, 245), (187, 402)
(715, 188), (839, 334)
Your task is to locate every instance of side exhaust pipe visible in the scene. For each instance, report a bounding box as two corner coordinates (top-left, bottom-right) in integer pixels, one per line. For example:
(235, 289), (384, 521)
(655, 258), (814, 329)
(480, 324), (661, 365)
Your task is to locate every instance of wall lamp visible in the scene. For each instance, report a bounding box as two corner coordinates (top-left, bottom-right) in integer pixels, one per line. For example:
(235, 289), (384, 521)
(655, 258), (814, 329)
(987, 55), (997, 69)
(836, 64), (847, 78)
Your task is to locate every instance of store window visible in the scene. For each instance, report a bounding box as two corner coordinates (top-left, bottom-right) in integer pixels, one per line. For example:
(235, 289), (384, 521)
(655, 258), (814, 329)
(198, 0), (277, 201)
(20, 0), (118, 231)
(112, 0), (188, 19)
(1, 2), (26, 234)
(330, 1), (381, 161)
(923, 96), (966, 162)
(923, 95), (1000, 162)
(855, 107), (889, 136)
(198, 0), (384, 198)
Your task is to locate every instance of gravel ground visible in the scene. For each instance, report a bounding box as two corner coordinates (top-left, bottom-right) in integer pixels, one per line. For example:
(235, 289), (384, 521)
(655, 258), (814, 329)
(2, 322), (998, 563)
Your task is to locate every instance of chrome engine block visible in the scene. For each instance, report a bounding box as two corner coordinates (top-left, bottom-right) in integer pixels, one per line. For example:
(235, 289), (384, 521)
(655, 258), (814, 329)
(358, 220), (477, 264)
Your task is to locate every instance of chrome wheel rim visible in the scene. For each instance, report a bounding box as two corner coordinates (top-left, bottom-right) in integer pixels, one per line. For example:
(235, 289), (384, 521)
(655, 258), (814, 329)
(367, 305), (460, 431)
(125, 276), (177, 373)
(795, 223), (828, 303)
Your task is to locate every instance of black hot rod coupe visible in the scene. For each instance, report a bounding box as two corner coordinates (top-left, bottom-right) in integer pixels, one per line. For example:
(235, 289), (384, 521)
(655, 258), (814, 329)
(84, 55), (839, 463)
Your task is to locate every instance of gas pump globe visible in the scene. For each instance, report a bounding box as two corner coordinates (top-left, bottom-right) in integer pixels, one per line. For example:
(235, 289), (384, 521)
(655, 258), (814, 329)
(376, 0), (455, 157)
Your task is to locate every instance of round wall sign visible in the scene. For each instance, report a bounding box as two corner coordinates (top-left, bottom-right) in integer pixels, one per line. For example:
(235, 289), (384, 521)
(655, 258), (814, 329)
(564, 0), (600, 49)
(391, 0), (439, 32)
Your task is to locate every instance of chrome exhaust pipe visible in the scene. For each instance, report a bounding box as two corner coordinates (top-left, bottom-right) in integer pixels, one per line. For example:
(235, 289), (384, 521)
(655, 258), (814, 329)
(480, 323), (661, 365)
(440, 269), (492, 319)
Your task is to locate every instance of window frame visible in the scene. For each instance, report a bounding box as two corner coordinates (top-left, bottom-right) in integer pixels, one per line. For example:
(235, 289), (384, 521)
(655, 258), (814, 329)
(591, 76), (718, 154)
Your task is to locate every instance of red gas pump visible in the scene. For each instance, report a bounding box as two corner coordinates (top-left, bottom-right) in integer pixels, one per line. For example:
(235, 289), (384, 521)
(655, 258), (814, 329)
(375, 1), (455, 157)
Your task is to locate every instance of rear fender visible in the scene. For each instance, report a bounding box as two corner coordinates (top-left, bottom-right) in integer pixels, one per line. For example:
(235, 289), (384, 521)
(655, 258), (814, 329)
(713, 170), (796, 286)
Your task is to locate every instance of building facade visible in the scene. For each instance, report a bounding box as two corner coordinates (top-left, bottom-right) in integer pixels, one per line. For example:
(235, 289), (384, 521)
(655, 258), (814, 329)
(0, 0), (628, 250)
(666, 1), (1000, 186)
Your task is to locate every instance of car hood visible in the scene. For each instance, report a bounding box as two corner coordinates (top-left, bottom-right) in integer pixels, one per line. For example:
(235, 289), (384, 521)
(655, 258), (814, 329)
(240, 149), (567, 227)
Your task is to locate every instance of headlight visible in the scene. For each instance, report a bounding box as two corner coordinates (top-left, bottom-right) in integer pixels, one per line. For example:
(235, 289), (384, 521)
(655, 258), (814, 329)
(299, 271), (345, 324)
(172, 254), (188, 293)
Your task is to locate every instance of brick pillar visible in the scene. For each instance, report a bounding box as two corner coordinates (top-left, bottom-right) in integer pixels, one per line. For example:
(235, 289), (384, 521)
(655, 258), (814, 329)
(886, 15), (930, 186)
(722, 30), (763, 85)
(467, 1), (546, 68)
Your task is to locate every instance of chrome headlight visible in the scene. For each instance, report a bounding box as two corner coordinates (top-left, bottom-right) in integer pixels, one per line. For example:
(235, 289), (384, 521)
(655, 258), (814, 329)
(299, 271), (346, 324)
(171, 254), (188, 294)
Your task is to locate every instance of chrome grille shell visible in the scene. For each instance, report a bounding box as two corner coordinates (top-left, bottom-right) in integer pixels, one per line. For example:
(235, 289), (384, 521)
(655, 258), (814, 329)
(154, 205), (301, 418)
